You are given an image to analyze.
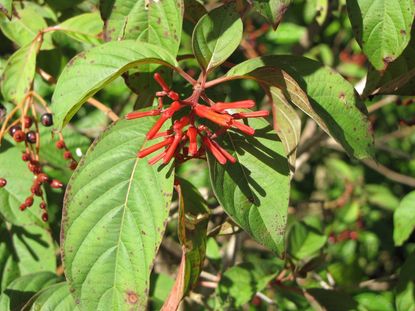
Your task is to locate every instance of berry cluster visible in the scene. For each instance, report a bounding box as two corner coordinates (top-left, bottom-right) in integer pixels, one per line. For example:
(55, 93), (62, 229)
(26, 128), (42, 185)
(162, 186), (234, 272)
(0, 93), (75, 221)
(126, 73), (269, 165)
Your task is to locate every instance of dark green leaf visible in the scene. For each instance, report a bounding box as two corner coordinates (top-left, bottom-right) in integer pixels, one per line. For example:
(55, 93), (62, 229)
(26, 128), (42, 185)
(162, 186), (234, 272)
(208, 117), (290, 254)
(62, 118), (175, 310)
(347, 0), (415, 70)
(227, 56), (374, 159)
(253, 0), (291, 30)
(51, 40), (177, 129)
(393, 191), (415, 246)
(192, 4), (243, 72)
(396, 252), (415, 311)
(306, 288), (358, 311)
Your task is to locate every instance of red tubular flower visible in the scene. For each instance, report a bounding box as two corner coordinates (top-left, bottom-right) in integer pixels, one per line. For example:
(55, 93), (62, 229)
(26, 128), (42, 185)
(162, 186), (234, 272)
(147, 101), (184, 139)
(154, 73), (170, 92)
(231, 120), (255, 135)
(148, 151), (167, 165)
(232, 111), (270, 119)
(187, 126), (198, 156)
(202, 136), (227, 165)
(151, 129), (173, 139)
(210, 140), (236, 163)
(162, 116), (190, 164)
(138, 137), (174, 158)
(126, 109), (160, 120)
(193, 104), (232, 127)
(211, 100), (255, 112)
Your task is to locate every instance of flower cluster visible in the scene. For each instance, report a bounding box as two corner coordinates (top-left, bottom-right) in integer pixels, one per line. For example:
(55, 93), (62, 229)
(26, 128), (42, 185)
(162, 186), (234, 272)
(126, 73), (269, 165)
(0, 93), (73, 221)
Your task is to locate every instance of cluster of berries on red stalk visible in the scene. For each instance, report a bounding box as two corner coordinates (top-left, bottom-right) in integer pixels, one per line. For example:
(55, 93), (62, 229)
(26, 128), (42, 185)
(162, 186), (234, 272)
(0, 98), (76, 221)
(126, 73), (270, 165)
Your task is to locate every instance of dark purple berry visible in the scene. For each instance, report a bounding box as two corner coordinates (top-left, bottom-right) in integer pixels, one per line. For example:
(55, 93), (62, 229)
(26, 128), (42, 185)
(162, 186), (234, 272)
(26, 131), (37, 144)
(9, 125), (21, 137)
(24, 116), (33, 128)
(40, 113), (53, 127)
(0, 178), (7, 188)
(13, 130), (25, 142)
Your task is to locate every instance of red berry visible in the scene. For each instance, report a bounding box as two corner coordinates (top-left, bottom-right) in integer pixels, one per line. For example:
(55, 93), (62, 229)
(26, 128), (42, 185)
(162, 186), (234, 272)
(19, 203), (27, 211)
(40, 202), (47, 209)
(50, 179), (63, 189)
(41, 213), (48, 222)
(26, 131), (37, 144)
(25, 196), (34, 207)
(40, 113), (53, 127)
(13, 130), (25, 143)
(31, 184), (43, 196)
(0, 178), (7, 188)
(28, 161), (39, 173)
(69, 160), (77, 170)
(22, 152), (31, 162)
(37, 173), (49, 183)
(56, 140), (65, 149)
(23, 116), (33, 128)
(63, 151), (72, 159)
(9, 125), (21, 137)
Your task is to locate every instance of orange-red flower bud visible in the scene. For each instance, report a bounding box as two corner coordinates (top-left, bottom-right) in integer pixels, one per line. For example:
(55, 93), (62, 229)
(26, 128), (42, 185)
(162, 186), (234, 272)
(202, 136), (227, 165)
(212, 100), (255, 112)
(154, 73), (169, 92)
(187, 126), (198, 156)
(194, 104), (232, 127)
(232, 110), (270, 119)
(231, 121), (255, 135)
(138, 137), (174, 158)
(126, 109), (160, 120)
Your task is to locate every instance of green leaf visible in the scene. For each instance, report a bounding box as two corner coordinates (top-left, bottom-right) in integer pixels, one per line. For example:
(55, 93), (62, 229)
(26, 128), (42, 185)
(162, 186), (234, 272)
(0, 0), (12, 19)
(226, 56), (374, 159)
(396, 252), (415, 311)
(365, 184), (399, 211)
(184, 0), (207, 25)
(51, 40), (177, 129)
(149, 273), (174, 310)
(287, 221), (327, 260)
(270, 87), (301, 172)
(162, 179), (209, 309)
(0, 272), (59, 311)
(56, 12), (103, 45)
(101, 0), (184, 56)
(0, 225), (20, 291)
(21, 282), (79, 311)
(217, 262), (279, 307)
(393, 191), (415, 246)
(0, 6), (53, 49)
(62, 118), (175, 310)
(11, 225), (56, 275)
(364, 27), (415, 96)
(0, 144), (47, 227)
(192, 4), (243, 72)
(1, 40), (41, 104)
(347, 0), (415, 70)
(207, 117), (290, 254)
(306, 288), (358, 311)
(253, 0), (291, 30)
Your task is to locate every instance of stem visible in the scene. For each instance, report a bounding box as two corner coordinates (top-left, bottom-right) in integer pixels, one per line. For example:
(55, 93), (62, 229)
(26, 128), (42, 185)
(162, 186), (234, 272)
(173, 66), (197, 85)
(204, 75), (237, 88)
(87, 98), (119, 122)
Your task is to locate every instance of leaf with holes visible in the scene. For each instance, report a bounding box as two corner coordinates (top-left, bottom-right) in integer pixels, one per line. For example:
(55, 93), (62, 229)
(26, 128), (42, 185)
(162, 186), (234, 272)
(347, 0), (415, 70)
(208, 117), (290, 254)
(51, 40), (177, 129)
(252, 0), (291, 30)
(192, 3), (243, 72)
(1, 40), (41, 104)
(62, 117), (175, 310)
(227, 56), (374, 159)
(101, 0), (184, 56)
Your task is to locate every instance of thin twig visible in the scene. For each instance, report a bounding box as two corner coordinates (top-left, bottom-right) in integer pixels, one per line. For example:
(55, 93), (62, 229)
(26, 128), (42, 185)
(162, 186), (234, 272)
(368, 95), (398, 113)
(87, 98), (119, 122)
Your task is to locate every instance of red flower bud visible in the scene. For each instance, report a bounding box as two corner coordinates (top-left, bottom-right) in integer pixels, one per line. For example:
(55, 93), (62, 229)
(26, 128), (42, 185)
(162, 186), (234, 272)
(163, 133), (183, 164)
(232, 110), (270, 119)
(187, 126), (198, 156)
(194, 104), (232, 127)
(126, 109), (160, 120)
(210, 140), (236, 163)
(148, 151), (166, 165)
(231, 121), (255, 135)
(202, 137), (227, 165)
(154, 73), (170, 92)
(212, 100), (255, 111)
(138, 137), (174, 158)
